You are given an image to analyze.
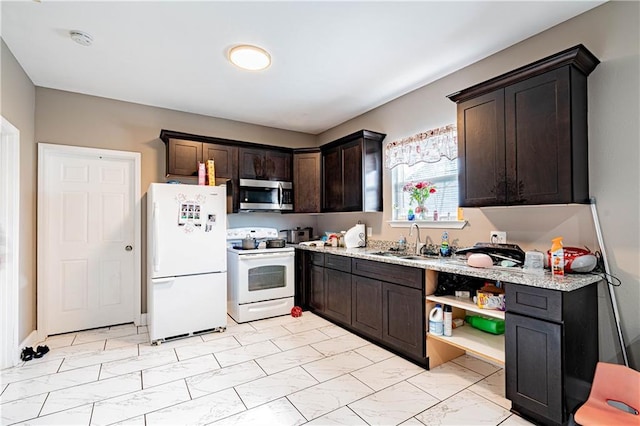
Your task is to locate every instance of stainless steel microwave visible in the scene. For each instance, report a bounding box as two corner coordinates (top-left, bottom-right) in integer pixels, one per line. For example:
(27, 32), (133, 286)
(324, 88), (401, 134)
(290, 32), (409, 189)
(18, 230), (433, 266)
(239, 179), (293, 211)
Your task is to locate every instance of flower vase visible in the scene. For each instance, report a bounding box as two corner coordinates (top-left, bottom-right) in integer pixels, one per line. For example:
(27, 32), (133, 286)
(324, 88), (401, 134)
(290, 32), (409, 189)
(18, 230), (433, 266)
(416, 204), (427, 220)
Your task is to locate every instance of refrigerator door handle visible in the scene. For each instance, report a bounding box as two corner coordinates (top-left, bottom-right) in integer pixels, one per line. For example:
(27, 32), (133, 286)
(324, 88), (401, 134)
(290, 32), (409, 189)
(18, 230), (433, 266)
(152, 277), (176, 285)
(153, 202), (160, 272)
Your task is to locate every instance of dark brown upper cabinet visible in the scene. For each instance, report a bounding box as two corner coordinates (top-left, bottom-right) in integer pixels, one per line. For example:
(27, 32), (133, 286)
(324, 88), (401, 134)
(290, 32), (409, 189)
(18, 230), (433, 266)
(293, 149), (321, 213)
(239, 147), (292, 181)
(167, 138), (202, 177)
(160, 129), (240, 211)
(321, 130), (386, 212)
(448, 45), (599, 207)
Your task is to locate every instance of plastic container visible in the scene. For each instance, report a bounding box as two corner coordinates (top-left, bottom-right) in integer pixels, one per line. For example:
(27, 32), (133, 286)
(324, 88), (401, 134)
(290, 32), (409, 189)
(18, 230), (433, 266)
(524, 250), (545, 275)
(398, 235), (407, 251)
(443, 304), (453, 336)
(429, 304), (444, 336)
(440, 231), (451, 257)
(197, 162), (206, 185)
(465, 315), (505, 335)
(551, 237), (565, 277)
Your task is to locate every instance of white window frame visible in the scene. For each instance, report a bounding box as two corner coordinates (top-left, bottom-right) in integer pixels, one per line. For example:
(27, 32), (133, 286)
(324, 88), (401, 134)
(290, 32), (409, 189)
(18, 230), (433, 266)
(388, 160), (466, 229)
(384, 125), (466, 229)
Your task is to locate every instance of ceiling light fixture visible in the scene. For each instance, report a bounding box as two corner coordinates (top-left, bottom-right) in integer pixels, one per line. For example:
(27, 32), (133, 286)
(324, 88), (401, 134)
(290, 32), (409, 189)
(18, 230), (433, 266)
(70, 30), (93, 47)
(228, 45), (271, 71)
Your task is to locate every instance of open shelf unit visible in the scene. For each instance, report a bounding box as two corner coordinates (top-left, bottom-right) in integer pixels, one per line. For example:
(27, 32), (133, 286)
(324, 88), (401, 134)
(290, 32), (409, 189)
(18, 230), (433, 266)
(426, 294), (505, 366)
(426, 295), (505, 319)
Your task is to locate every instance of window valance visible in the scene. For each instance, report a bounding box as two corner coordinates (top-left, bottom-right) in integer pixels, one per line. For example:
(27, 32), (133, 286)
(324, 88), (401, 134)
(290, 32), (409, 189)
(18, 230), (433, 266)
(384, 124), (457, 169)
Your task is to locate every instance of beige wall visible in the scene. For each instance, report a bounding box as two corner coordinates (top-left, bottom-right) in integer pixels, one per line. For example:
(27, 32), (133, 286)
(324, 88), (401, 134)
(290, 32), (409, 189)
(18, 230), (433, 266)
(316, 1), (640, 366)
(4, 1), (639, 366)
(34, 89), (317, 313)
(1, 40), (37, 342)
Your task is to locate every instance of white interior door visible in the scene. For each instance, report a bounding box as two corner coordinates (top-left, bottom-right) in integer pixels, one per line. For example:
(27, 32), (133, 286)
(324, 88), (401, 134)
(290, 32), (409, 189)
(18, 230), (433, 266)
(1, 117), (20, 369)
(38, 144), (141, 336)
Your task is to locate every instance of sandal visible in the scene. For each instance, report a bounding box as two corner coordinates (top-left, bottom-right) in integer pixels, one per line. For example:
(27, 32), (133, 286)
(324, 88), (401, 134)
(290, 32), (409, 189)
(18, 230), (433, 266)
(34, 345), (50, 359)
(20, 347), (35, 361)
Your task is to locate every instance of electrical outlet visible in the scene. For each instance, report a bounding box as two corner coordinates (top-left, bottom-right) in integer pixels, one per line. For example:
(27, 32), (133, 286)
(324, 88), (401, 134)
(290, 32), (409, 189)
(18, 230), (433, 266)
(490, 231), (507, 244)
(367, 227), (373, 237)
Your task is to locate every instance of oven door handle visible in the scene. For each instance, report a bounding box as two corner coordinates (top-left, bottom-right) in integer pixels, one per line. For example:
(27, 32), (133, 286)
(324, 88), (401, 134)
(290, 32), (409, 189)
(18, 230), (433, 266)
(238, 252), (293, 261)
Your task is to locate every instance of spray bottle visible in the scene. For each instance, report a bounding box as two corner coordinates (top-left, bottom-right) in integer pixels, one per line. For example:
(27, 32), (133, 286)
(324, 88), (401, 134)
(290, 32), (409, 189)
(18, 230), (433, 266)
(551, 237), (564, 277)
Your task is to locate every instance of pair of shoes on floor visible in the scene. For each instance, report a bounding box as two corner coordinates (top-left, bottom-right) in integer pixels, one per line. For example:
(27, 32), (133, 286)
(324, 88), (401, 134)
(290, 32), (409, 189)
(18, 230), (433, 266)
(20, 345), (49, 361)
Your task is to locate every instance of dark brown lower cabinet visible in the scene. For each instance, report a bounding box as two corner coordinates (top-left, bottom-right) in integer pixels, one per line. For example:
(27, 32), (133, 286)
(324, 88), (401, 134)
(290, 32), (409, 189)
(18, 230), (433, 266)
(351, 275), (382, 339)
(300, 252), (427, 367)
(505, 282), (598, 426)
(506, 313), (562, 422)
(324, 268), (352, 324)
(382, 282), (424, 359)
(294, 249), (309, 309)
(309, 264), (325, 312)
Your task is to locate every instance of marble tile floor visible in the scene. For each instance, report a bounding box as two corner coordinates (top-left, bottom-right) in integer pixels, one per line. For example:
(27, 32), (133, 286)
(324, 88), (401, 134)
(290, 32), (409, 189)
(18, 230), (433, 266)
(1, 312), (534, 426)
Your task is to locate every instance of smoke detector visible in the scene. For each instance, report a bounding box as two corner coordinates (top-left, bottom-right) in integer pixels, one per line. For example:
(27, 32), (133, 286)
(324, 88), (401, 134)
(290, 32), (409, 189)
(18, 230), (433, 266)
(70, 30), (93, 47)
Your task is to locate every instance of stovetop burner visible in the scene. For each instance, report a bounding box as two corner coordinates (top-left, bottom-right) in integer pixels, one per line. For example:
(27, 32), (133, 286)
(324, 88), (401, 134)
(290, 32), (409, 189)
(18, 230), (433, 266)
(227, 227), (294, 255)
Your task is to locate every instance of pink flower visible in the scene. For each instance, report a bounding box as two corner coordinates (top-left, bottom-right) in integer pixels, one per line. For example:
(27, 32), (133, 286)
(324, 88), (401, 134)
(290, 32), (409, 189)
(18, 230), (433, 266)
(402, 181), (437, 206)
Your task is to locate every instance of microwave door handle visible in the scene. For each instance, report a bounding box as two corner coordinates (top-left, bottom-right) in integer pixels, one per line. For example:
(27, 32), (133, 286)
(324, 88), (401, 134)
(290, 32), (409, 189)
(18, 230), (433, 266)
(278, 182), (283, 208)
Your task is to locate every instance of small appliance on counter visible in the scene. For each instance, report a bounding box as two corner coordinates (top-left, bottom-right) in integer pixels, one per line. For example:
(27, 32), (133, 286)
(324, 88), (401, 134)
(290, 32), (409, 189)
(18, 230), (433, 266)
(280, 227), (312, 244)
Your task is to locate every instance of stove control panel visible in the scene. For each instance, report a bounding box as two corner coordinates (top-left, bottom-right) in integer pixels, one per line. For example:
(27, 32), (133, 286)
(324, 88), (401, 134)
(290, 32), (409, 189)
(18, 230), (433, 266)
(227, 227), (279, 241)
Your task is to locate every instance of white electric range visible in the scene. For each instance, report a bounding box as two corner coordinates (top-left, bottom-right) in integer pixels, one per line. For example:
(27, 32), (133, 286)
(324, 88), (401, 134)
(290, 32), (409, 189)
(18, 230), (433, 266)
(226, 227), (295, 323)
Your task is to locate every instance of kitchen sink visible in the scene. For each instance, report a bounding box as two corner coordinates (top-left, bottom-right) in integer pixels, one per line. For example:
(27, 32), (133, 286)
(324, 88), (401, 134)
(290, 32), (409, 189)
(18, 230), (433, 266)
(368, 251), (438, 261)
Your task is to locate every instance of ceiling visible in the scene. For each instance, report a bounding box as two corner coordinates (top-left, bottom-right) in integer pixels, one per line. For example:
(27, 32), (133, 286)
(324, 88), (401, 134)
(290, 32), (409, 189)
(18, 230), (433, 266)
(1, 1), (604, 134)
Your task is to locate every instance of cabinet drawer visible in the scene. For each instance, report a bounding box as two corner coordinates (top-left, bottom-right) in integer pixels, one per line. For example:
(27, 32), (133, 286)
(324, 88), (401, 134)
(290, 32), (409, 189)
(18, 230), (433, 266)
(352, 258), (423, 290)
(310, 252), (324, 266)
(506, 283), (562, 322)
(325, 254), (351, 272)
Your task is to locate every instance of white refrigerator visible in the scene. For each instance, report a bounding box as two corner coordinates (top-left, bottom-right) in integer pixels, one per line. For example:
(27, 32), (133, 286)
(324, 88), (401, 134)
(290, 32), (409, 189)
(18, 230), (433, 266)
(147, 183), (227, 344)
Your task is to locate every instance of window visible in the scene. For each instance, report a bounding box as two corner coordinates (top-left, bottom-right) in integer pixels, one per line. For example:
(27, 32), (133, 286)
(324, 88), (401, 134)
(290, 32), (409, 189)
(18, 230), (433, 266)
(392, 158), (459, 221)
(385, 124), (460, 225)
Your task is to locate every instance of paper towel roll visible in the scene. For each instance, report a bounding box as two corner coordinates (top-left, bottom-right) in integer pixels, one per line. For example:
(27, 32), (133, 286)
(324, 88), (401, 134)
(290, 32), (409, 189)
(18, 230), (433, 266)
(355, 223), (366, 247)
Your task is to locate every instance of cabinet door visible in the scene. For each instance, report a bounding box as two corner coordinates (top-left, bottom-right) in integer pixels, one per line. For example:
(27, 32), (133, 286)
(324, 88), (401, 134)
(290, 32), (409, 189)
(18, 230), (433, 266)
(382, 282), (424, 359)
(341, 141), (363, 211)
(351, 275), (382, 339)
(324, 268), (351, 324)
(506, 312), (563, 424)
(457, 90), (506, 207)
(239, 147), (292, 181)
(265, 151), (292, 181)
(204, 143), (239, 212)
(505, 68), (572, 204)
(295, 249), (309, 309)
(167, 139), (202, 176)
(322, 146), (342, 212)
(239, 147), (265, 179)
(309, 264), (325, 312)
(293, 151), (321, 213)
(203, 143), (237, 180)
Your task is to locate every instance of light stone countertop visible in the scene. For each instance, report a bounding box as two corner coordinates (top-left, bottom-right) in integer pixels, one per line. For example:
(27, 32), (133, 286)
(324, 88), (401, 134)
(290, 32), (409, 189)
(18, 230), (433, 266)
(294, 244), (603, 292)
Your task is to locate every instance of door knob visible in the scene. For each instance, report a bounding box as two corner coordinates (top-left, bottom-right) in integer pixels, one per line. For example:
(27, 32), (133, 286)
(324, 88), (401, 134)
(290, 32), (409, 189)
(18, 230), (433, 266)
(125, 245), (133, 251)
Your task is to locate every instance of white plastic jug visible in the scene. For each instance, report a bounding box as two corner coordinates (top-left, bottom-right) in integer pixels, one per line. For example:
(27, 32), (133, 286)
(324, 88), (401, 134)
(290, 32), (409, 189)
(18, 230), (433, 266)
(429, 304), (444, 336)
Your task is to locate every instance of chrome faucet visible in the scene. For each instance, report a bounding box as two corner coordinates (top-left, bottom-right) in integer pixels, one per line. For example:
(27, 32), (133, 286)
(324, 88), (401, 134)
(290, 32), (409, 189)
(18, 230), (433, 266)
(409, 223), (424, 255)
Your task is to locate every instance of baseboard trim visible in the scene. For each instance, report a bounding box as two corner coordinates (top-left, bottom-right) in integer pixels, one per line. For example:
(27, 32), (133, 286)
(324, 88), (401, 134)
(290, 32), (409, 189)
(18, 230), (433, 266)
(139, 313), (148, 326)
